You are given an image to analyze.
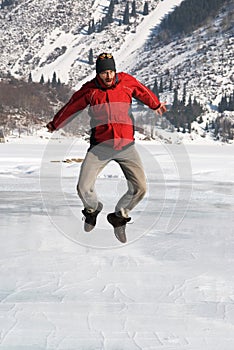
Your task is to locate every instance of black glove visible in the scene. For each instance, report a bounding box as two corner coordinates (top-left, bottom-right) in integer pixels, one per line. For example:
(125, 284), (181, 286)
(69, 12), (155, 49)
(46, 121), (56, 132)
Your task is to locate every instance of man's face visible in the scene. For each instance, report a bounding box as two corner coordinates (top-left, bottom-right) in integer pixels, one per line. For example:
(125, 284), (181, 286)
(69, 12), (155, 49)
(99, 70), (115, 87)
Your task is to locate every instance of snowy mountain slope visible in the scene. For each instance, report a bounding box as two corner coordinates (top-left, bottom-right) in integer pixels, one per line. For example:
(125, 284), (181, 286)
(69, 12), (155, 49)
(125, 1), (234, 111)
(1, 0), (93, 83)
(1, 0), (232, 111)
(0, 0), (184, 86)
(1, 0), (233, 144)
(108, 0), (185, 77)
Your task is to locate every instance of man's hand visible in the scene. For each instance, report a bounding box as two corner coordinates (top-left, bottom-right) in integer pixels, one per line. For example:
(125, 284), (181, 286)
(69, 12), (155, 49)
(155, 102), (167, 116)
(46, 121), (55, 133)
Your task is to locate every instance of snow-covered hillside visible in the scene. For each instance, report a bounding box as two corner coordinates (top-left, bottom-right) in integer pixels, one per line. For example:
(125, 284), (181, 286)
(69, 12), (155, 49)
(1, 0), (233, 144)
(127, 7), (234, 112)
(0, 0), (185, 85)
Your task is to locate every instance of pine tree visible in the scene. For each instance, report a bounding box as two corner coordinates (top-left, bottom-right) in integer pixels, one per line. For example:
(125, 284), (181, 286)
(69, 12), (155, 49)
(198, 115), (203, 124)
(182, 83), (186, 105)
(159, 77), (163, 93)
(52, 72), (57, 88)
(39, 74), (45, 84)
(169, 78), (173, 91)
(28, 72), (33, 83)
(143, 1), (149, 16)
(92, 19), (95, 32)
(218, 94), (228, 112)
(131, 0), (136, 17)
(186, 95), (193, 133)
(211, 120), (216, 130)
(193, 97), (203, 118)
(188, 95), (192, 108)
(187, 116), (192, 133)
(96, 20), (102, 32)
(172, 88), (179, 108)
(99, 16), (108, 31)
(229, 91), (234, 110)
(88, 21), (93, 35)
(107, 0), (115, 23)
(88, 48), (94, 65)
(123, 2), (130, 25)
(152, 78), (159, 97)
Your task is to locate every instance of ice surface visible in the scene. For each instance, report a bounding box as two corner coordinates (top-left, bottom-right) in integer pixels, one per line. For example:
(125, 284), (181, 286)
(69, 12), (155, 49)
(0, 140), (234, 349)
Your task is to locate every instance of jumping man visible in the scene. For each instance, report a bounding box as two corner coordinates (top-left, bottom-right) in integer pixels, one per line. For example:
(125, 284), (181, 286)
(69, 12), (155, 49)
(46, 53), (167, 243)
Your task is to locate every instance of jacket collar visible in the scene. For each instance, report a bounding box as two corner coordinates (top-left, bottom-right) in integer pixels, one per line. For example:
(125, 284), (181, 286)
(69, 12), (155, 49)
(95, 73), (119, 90)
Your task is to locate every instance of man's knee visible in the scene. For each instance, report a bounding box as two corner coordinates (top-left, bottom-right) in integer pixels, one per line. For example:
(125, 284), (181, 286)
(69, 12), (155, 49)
(133, 180), (147, 200)
(138, 182), (147, 199)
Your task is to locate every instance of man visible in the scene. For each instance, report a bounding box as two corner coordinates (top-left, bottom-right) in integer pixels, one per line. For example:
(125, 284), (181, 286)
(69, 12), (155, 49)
(46, 52), (167, 243)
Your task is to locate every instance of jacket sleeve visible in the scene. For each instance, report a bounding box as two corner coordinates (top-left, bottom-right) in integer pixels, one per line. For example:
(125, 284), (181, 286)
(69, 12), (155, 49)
(128, 74), (161, 110)
(51, 83), (91, 130)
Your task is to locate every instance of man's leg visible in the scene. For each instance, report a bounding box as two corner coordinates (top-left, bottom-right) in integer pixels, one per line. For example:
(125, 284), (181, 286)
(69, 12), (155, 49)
(77, 146), (110, 211)
(77, 146), (111, 232)
(107, 145), (147, 243)
(114, 145), (147, 216)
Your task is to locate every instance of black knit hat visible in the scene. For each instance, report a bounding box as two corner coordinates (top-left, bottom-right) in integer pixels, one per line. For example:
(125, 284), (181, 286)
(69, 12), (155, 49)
(96, 53), (116, 74)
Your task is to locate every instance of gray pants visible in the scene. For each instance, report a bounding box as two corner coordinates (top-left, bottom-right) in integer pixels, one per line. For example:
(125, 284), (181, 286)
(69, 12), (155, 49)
(77, 144), (147, 217)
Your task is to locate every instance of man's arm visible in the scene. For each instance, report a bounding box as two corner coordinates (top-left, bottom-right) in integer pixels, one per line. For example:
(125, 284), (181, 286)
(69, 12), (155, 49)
(126, 73), (167, 115)
(46, 83), (91, 132)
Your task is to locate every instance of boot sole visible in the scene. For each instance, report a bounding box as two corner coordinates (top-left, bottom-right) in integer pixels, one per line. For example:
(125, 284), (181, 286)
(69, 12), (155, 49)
(107, 214), (127, 243)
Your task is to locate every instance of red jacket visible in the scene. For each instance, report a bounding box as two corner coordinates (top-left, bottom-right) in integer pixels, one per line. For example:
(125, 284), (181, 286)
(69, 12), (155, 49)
(51, 72), (161, 150)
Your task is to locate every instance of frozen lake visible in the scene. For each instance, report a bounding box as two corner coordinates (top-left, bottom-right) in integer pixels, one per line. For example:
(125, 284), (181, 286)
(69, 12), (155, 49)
(0, 140), (234, 349)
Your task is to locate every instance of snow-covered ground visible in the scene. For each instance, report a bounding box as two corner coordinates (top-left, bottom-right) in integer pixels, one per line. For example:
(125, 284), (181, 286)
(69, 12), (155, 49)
(1, 138), (234, 349)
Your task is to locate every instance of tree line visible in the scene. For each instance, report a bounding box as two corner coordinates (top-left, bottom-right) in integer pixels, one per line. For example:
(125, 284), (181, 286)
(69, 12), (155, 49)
(152, 77), (204, 133)
(156, 0), (230, 42)
(218, 91), (234, 113)
(28, 71), (62, 88)
(0, 75), (72, 136)
(137, 75), (234, 141)
(1, 0), (16, 9)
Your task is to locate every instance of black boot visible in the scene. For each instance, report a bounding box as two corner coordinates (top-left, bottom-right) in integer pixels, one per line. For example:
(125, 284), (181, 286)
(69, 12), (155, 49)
(107, 212), (131, 243)
(82, 202), (103, 232)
